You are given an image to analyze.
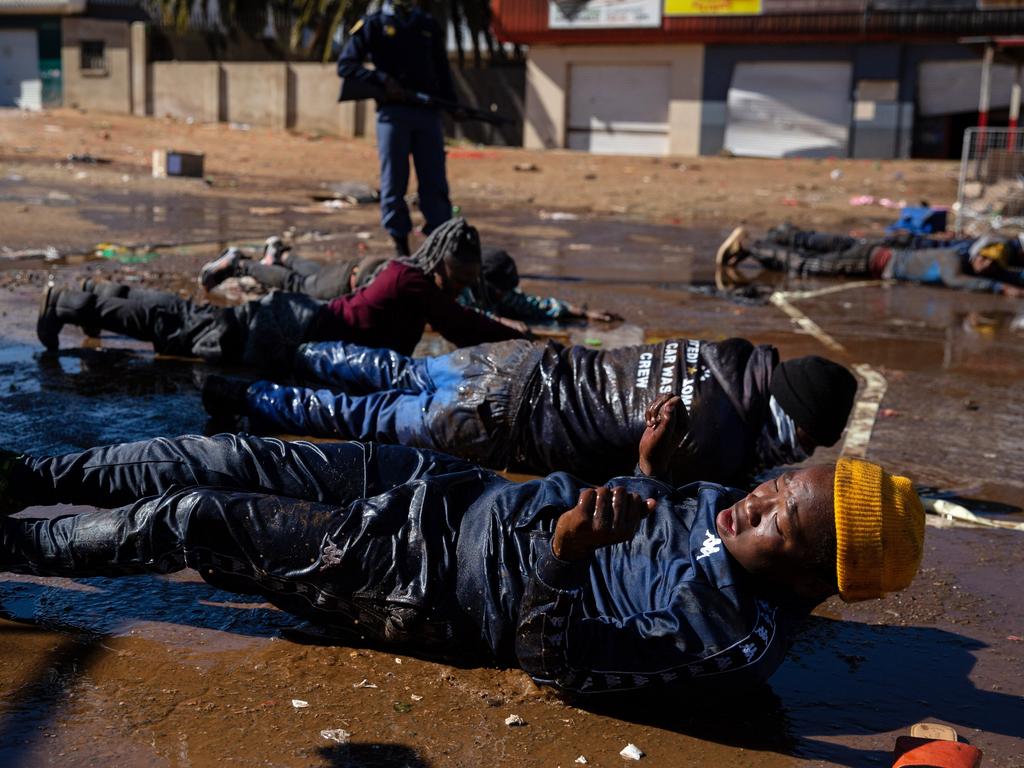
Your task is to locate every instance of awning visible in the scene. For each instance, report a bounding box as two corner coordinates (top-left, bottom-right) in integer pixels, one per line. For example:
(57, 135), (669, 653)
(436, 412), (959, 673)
(0, 0), (87, 15)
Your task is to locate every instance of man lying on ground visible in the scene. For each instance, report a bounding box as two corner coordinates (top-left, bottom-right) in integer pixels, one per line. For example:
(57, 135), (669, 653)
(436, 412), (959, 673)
(201, 241), (622, 327)
(717, 225), (1024, 296)
(36, 218), (526, 368)
(0, 398), (924, 695)
(201, 335), (857, 487)
(200, 235), (389, 300)
(459, 248), (623, 325)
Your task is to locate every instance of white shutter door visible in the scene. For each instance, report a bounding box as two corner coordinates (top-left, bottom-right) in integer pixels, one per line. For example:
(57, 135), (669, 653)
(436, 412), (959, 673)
(724, 61), (853, 158)
(567, 63), (670, 156)
(918, 60), (1015, 117)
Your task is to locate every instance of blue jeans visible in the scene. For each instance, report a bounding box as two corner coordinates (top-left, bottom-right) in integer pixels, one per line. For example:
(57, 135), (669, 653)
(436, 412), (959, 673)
(244, 341), (536, 467)
(376, 104), (451, 238)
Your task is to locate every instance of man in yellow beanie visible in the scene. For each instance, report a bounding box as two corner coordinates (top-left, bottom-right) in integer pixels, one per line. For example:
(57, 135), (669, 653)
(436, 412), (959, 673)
(0, 396), (923, 695)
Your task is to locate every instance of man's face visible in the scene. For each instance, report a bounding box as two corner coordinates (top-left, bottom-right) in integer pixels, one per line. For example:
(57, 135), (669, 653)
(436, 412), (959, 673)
(716, 465), (836, 594)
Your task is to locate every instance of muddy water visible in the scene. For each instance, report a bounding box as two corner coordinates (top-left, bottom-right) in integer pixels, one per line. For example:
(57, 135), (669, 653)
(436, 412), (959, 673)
(1, 207), (1023, 766)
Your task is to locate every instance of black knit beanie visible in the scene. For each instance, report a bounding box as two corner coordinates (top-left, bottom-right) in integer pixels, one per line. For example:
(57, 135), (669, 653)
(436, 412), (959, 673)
(769, 356), (857, 447)
(481, 248), (520, 291)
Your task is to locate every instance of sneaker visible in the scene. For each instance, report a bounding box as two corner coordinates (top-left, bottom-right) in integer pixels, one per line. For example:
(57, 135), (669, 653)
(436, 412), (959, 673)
(199, 248), (245, 291)
(260, 236), (290, 266)
(715, 226), (750, 269)
(36, 284), (62, 351)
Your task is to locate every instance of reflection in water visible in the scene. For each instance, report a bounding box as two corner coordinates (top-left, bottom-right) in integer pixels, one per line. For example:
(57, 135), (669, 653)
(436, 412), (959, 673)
(0, 342), (209, 454)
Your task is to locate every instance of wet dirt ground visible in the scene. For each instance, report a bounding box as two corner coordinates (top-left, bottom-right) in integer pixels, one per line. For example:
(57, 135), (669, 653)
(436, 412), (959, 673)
(0, 111), (1022, 767)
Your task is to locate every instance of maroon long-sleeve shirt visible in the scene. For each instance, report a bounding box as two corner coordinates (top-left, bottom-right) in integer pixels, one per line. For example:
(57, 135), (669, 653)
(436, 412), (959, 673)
(311, 260), (525, 355)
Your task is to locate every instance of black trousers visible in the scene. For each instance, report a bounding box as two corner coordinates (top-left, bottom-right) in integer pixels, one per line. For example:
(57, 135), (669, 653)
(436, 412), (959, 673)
(241, 257), (352, 301)
(2, 434), (482, 645)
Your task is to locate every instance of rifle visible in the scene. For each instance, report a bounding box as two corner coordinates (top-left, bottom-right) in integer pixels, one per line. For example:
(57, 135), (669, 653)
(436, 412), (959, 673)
(339, 77), (515, 126)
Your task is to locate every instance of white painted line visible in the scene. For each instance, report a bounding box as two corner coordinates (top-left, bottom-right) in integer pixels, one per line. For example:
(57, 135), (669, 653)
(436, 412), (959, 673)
(769, 288), (888, 459)
(775, 280), (882, 302)
(769, 292), (847, 354)
(840, 363), (888, 458)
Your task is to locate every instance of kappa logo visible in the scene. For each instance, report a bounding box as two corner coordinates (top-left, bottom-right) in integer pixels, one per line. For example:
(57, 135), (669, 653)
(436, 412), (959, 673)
(695, 528), (722, 561)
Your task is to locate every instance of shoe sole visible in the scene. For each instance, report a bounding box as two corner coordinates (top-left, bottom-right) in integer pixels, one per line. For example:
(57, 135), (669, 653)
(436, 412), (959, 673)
(715, 227), (747, 269)
(37, 283), (59, 351)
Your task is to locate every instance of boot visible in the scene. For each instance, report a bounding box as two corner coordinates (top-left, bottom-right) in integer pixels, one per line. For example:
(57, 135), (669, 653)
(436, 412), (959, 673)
(391, 234), (411, 257)
(201, 374), (253, 419)
(37, 285), (97, 351)
(78, 277), (126, 338)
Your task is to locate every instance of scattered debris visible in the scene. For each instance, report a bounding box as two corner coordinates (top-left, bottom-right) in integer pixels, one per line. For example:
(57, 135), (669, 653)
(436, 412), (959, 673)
(4, 174), (25, 182)
(320, 728), (351, 744)
(575, 757), (588, 765)
(394, 657), (403, 664)
(313, 181), (380, 205)
(355, 232), (373, 240)
(964, 400), (980, 411)
(393, 702), (413, 713)
(504, 714), (526, 727)
(620, 743), (645, 760)
(249, 206), (285, 217)
(879, 408), (900, 418)
(229, 122), (251, 131)
(152, 149), (205, 179)
(353, 679), (378, 689)
(514, 162), (539, 172)
(447, 149), (499, 160)
(539, 211), (579, 221)
(1, 246), (60, 261)
(94, 243), (159, 264)
(830, 168), (843, 180)
(291, 699), (310, 709)
(67, 153), (111, 164)
(410, 694), (423, 701)
(849, 195), (875, 206)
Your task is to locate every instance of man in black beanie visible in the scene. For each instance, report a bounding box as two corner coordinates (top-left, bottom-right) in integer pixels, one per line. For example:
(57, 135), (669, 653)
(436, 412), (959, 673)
(458, 248), (623, 324)
(203, 336), (857, 486)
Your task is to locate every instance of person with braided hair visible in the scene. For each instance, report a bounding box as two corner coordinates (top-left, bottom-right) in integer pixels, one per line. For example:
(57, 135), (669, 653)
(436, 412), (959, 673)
(36, 218), (526, 368)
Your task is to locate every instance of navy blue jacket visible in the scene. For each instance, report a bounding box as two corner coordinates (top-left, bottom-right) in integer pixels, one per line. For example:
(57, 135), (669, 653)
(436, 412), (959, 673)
(22, 435), (804, 695)
(337, 7), (455, 102)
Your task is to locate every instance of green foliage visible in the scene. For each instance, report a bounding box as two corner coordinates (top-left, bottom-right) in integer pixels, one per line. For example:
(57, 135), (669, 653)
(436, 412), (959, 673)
(150, 0), (500, 64)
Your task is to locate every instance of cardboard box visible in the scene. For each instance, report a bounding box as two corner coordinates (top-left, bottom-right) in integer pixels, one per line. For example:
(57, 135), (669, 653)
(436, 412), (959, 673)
(152, 149), (205, 179)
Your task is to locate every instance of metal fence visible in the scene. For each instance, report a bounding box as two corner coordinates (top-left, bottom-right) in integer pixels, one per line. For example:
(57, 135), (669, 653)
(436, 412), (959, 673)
(956, 126), (1024, 235)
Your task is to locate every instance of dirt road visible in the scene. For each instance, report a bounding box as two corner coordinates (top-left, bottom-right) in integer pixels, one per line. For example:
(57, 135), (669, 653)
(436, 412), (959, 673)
(0, 110), (1021, 768)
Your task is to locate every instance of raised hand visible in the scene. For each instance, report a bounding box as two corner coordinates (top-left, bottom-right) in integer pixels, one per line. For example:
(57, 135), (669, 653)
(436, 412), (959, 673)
(638, 394), (689, 480)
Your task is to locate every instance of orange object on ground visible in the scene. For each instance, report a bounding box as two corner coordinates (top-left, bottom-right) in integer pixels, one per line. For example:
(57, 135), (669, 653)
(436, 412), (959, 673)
(892, 736), (983, 768)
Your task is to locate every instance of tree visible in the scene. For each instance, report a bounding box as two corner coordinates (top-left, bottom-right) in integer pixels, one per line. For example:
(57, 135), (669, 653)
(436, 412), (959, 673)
(149, 0), (503, 65)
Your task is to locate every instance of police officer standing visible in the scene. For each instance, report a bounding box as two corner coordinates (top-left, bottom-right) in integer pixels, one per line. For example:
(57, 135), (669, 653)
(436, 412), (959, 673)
(338, 0), (456, 256)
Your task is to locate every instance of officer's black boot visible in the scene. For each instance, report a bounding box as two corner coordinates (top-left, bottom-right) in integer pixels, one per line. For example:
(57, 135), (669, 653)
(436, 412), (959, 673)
(36, 286), (98, 351)
(391, 234), (411, 257)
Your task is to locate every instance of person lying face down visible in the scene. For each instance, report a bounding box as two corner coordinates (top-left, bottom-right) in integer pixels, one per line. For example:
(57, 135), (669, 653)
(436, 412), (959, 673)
(202, 336), (858, 487)
(36, 218), (526, 368)
(0, 405), (924, 696)
(458, 248), (624, 325)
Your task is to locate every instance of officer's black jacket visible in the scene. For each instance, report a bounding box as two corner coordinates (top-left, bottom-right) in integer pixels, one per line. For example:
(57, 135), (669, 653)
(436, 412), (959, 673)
(337, 7), (455, 102)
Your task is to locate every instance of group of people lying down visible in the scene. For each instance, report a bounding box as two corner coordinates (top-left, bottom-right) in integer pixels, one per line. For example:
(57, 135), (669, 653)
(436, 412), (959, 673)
(16, 218), (928, 698)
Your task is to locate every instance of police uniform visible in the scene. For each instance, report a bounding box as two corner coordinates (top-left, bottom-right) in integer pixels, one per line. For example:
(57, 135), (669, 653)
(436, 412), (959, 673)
(337, 3), (455, 250)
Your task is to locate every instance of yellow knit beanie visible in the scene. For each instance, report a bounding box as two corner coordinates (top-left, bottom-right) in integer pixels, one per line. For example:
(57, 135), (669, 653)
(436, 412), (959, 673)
(833, 457), (925, 602)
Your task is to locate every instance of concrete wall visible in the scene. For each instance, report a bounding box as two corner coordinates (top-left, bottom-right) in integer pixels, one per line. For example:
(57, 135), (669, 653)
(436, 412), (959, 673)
(61, 17), (131, 113)
(221, 62), (287, 130)
(524, 44), (704, 156)
(150, 61), (220, 122)
(288, 63), (360, 136)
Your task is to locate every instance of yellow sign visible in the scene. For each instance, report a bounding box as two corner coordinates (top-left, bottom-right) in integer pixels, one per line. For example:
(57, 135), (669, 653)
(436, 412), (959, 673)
(664, 0), (761, 15)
